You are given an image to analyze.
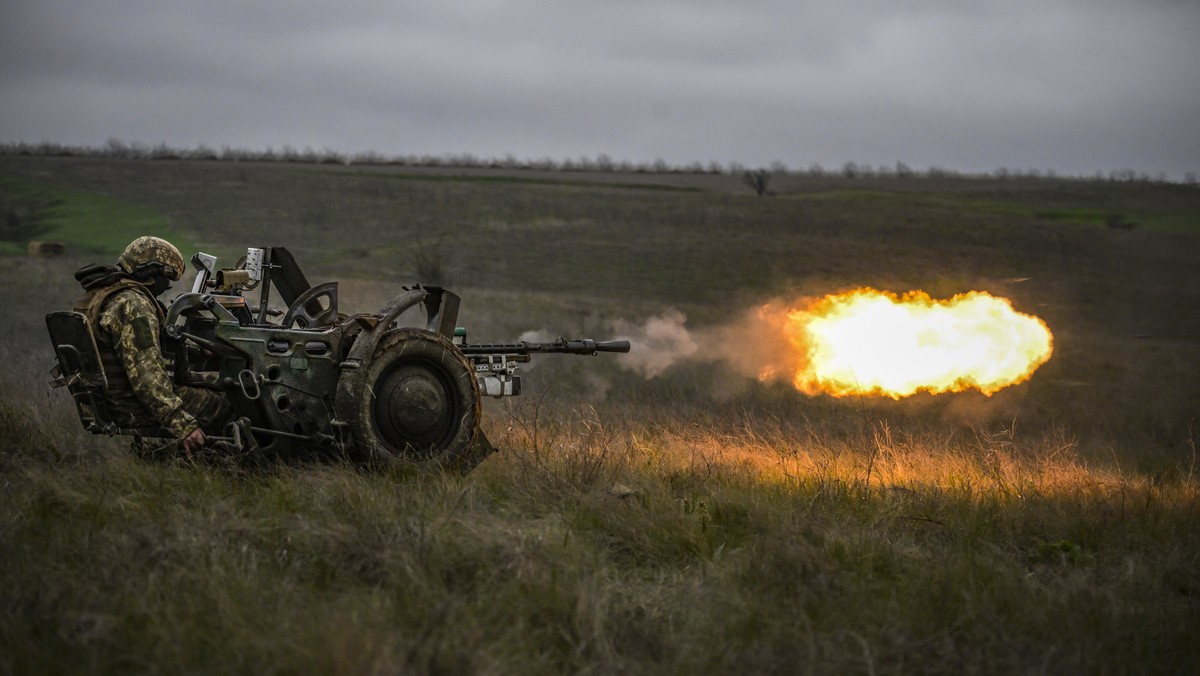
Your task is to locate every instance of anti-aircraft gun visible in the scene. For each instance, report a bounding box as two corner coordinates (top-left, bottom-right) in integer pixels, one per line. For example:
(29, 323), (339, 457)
(47, 246), (629, 470)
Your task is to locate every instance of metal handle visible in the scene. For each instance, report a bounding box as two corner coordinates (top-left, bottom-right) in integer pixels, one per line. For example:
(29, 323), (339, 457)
(237, 369), (261, 400)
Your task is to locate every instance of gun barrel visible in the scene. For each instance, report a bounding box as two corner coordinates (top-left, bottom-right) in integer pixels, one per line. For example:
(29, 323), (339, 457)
(459, 338), (631, 357)
(589, 340), (631, 353)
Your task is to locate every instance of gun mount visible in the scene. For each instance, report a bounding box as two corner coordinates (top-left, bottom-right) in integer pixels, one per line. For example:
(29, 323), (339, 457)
(458, 338), (630, 397)
(48, 246), (629, 471)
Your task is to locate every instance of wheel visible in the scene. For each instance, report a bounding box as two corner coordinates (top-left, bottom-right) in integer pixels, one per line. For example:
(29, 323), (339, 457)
(349, 328), (483, 467)
(281, 282), (339, 328)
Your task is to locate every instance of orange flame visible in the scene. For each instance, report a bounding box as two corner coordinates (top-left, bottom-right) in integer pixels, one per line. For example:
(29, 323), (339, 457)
(759, 288), (1053, 398)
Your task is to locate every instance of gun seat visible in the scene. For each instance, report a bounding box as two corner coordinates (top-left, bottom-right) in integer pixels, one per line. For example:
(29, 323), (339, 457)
(46, 311), (171, 438)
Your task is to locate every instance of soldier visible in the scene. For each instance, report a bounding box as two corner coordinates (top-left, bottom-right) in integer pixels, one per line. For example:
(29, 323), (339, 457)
(73, 236), (229, 456)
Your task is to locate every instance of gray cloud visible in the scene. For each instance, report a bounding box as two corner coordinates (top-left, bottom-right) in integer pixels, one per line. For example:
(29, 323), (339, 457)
(2, 0), (1197, 176)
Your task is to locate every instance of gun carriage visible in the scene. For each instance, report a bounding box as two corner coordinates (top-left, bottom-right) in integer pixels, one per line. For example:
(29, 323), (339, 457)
(47, 246), (629, 470)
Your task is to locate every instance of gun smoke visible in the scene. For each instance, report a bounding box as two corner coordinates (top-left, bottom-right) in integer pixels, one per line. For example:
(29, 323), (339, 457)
(609, 305), (795, 383)
(606, 310), (698, 378)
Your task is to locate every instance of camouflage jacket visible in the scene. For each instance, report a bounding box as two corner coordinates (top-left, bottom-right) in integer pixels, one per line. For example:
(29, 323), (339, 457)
(75, 280), (198, 439)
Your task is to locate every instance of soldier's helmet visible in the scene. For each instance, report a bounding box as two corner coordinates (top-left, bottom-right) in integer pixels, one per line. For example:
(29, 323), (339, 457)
(118, 236), (184, 282)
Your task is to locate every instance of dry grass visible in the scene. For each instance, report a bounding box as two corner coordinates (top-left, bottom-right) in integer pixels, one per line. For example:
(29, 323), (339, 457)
(4, 393), (1197, 674)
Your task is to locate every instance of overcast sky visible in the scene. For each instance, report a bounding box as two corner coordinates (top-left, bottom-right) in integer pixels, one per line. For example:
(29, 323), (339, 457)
(2, 0), (1197, 178)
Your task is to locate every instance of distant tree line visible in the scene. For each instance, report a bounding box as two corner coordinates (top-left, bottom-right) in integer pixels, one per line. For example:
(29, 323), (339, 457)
(0, 138), (1194, 186)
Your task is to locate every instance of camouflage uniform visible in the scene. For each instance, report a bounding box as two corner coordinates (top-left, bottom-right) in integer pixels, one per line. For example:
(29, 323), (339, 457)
(74, 237), (229, 443)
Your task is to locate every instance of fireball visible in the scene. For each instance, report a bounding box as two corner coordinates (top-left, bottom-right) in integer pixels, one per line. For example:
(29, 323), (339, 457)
(764, 288), (1053, 398)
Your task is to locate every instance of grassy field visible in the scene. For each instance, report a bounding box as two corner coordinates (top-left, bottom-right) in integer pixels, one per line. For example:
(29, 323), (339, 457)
(2, 155), (1199, 673)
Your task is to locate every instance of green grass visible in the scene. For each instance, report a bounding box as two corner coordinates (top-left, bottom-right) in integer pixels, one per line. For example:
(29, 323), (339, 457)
(0, 175), (196, 256)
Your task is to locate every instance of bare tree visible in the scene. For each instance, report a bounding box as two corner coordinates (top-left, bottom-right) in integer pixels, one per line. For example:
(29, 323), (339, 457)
(413, 234), (450, 284)
(743, 169), (771, 196)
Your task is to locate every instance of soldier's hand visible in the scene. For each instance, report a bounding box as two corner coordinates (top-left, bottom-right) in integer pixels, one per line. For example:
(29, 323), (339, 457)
(182, 427), (206, 456)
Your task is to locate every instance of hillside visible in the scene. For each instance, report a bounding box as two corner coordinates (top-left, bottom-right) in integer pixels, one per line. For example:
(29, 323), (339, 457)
(2, 155), (1199, 673)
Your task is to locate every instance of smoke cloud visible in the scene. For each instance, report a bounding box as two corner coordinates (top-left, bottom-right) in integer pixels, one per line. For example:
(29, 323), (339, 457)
(608, 309), (699, 378)
(609, 303), (800, 384)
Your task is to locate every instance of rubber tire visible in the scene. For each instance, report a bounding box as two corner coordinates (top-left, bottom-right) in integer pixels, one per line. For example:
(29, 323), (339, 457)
(350, 328), (481, 468)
